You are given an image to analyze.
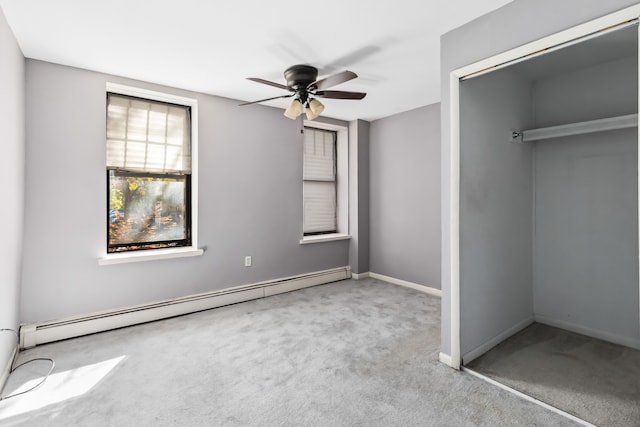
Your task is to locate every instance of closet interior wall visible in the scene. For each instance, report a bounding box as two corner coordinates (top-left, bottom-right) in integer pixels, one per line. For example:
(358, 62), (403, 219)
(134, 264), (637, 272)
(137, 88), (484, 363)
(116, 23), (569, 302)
(532, 54), (639, 348)
(459, 68), (534, 358)
(459, 25), (640, 361)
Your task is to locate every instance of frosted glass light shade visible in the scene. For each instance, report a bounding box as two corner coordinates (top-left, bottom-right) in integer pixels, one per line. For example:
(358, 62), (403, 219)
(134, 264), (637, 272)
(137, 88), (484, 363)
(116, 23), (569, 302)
(284, 99), (303, 119)
(305, 98), (325, 120)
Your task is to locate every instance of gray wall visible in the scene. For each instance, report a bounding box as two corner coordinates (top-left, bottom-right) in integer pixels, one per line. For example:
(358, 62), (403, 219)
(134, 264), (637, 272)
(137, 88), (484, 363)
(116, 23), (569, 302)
(459, 69), (534, 356)
(0, 7), (24, 386)
(369, 104), (441, 288)
(440, 0), (640, 357)
(533, 56), (639, 344)
(348, 119), (370, 274)
(21, 60), (351, 324)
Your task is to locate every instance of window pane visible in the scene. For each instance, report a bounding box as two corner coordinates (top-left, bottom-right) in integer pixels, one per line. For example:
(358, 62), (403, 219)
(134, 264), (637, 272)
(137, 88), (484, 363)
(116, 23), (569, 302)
(303, 181), (337, 234)
(145, 143), (167, 171)
(303, 127), (337, 235)
(106, 139), (125, 166)
(147, 104), (169, 143)
(108, 172), (189, 252)
(124, 141), (148, 170)
(106, 97), (128, 140)
(106, 93), (191, 173)
(303, 128), (335, 181)
(126, 101), (150, 141)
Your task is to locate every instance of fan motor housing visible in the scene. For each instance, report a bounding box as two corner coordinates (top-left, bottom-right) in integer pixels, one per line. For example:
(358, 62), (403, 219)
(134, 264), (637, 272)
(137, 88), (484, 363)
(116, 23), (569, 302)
(284, 65), (318, 90)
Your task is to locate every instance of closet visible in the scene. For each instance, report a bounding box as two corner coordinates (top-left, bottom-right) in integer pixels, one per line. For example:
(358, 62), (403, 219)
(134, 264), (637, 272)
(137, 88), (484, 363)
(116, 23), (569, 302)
(456, 22), (640, 424)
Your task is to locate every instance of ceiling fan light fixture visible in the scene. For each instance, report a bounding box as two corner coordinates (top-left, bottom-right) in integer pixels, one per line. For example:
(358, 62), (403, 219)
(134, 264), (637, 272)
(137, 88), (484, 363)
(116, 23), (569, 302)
(305, 98), (324, 120)
(245, 65), (365, 122)
(305, 106), (319, 120)
(284, 99), (303, 120)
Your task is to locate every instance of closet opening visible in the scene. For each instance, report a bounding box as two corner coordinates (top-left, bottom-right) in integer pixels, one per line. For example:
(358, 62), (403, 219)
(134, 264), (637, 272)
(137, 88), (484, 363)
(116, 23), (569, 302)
(453, 17), (640, 426)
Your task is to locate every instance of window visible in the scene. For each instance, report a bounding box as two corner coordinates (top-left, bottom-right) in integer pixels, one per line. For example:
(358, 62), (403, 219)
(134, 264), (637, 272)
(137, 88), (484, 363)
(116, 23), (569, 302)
(303, 127), (337, 235)
(106, 91), (192, 253)
(300, 120), (350, 244)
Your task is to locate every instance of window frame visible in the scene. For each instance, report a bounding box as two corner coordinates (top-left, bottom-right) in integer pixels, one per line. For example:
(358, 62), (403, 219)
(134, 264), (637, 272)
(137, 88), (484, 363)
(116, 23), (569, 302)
(300, 120), (350, 244)
(99, 83), (202, 265)
(303, 126), (338, 236)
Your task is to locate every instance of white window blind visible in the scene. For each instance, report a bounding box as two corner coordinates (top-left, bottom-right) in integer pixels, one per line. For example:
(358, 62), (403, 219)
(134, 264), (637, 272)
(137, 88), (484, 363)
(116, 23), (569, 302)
(106, 93), (191, 174)
(303, 127), (337, 234)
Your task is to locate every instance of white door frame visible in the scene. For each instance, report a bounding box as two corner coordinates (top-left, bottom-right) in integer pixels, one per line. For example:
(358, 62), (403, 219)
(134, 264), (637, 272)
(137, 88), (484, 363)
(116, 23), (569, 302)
(446, 4), (640, 369)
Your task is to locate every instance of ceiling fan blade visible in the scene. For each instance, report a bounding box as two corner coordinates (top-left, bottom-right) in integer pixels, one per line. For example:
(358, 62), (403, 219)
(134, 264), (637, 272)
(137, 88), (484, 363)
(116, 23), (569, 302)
(239, 94), (293, 106)
(310, 70), (358, 90)
(315, 90), (367, 100)
(247, 77), (291, 91)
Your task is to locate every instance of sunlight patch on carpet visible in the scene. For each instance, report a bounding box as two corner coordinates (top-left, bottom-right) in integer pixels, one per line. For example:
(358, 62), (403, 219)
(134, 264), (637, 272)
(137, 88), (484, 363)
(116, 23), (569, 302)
(0, 355), (125, 419)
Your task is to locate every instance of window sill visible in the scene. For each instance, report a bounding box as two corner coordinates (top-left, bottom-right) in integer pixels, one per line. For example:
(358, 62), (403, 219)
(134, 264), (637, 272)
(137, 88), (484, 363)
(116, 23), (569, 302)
(98, 247), (204, 266)
(300, 233), (351, 245)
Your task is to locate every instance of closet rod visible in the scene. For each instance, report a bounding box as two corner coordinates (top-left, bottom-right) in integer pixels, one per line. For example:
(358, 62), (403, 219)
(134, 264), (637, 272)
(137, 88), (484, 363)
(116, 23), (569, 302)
(510, 114), (638, 143)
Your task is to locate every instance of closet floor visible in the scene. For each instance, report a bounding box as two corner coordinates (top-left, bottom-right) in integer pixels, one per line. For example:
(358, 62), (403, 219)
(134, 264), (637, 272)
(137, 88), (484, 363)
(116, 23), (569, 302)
(465, 323), (640, 426)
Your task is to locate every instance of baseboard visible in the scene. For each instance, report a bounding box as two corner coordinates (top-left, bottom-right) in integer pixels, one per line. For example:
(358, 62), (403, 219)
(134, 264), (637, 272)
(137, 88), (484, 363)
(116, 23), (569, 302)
(462, 316), (535, 365)
(0, 339), (18, 396)
(368, 272), (442, 297)
(534, 314), (640, 350)
(439, 352), (456, 368)
(20, 266), (350, 349)
(351, 271), (370, 280)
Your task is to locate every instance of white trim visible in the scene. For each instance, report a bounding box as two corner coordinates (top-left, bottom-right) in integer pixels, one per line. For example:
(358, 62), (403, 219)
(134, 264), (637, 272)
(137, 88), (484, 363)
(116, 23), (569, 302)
(20, 267), (350, 349)
(191, 89), (200, 254)
(454, 6), (640, 79)
(106, 83), (196, 106)
(0, 343), (18, 396)
(102, 82), (200, 263)
(637, 25), (640, 339)
(300, 233), (351, 245)
(534, 315), (640, 350)
(462, 317), (534, 365)
(19, 324), (36, 350)
(461, 20), (638, 82)
(448, 4), (640, 373)
(439, 352), (454, 367)
(369, 272), (442, 297)
(351, 272), (370, 280)
(263, 268), (348, 297)
(449, 71), (461, 369)
(462, 367), (596, 427)
(99, 247), (204, 265)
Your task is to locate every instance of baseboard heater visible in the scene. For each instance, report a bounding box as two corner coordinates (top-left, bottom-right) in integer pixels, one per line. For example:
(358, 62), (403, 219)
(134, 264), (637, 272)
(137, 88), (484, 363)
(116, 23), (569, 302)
(20, 266), (351, 349)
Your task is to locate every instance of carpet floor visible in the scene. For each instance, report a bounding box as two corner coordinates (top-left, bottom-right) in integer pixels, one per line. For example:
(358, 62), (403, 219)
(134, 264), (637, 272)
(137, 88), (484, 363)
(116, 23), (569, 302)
(1, 279), (578, 426)
(466, 323), (640, 426)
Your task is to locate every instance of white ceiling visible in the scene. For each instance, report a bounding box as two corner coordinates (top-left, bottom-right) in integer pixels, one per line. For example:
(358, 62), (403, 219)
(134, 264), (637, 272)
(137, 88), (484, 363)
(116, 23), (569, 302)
(0, 0), (512, 121)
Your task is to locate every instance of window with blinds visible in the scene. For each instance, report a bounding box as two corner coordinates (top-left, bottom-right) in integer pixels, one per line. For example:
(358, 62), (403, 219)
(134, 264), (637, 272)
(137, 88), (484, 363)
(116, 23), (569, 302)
(106, 93), (191, 174)
(303, 127), (337, 235)
(106, 93), (192, 253)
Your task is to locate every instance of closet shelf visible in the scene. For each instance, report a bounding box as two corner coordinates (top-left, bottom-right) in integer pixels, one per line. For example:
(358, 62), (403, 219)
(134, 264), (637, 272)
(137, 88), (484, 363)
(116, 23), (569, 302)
(510, 113), (638, 143)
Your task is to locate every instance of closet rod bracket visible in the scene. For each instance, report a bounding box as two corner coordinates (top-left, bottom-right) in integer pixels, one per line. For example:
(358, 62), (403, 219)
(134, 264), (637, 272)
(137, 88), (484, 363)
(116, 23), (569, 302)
(510, 130), (524, 144)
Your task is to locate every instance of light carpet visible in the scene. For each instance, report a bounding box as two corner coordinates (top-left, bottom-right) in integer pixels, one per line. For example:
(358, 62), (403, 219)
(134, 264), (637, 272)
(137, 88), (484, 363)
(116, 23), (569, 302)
(0, 279), (578, 426)
(466, 322), (640, 426)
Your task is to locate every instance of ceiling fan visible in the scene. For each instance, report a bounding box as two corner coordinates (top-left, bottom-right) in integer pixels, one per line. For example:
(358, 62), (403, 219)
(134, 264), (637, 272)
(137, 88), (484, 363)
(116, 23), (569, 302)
(240, 64), (367, 120)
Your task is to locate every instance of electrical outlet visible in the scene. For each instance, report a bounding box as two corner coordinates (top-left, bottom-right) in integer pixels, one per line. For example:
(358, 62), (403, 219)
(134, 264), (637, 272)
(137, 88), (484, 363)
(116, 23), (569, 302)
(244, 256), (252, 267)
